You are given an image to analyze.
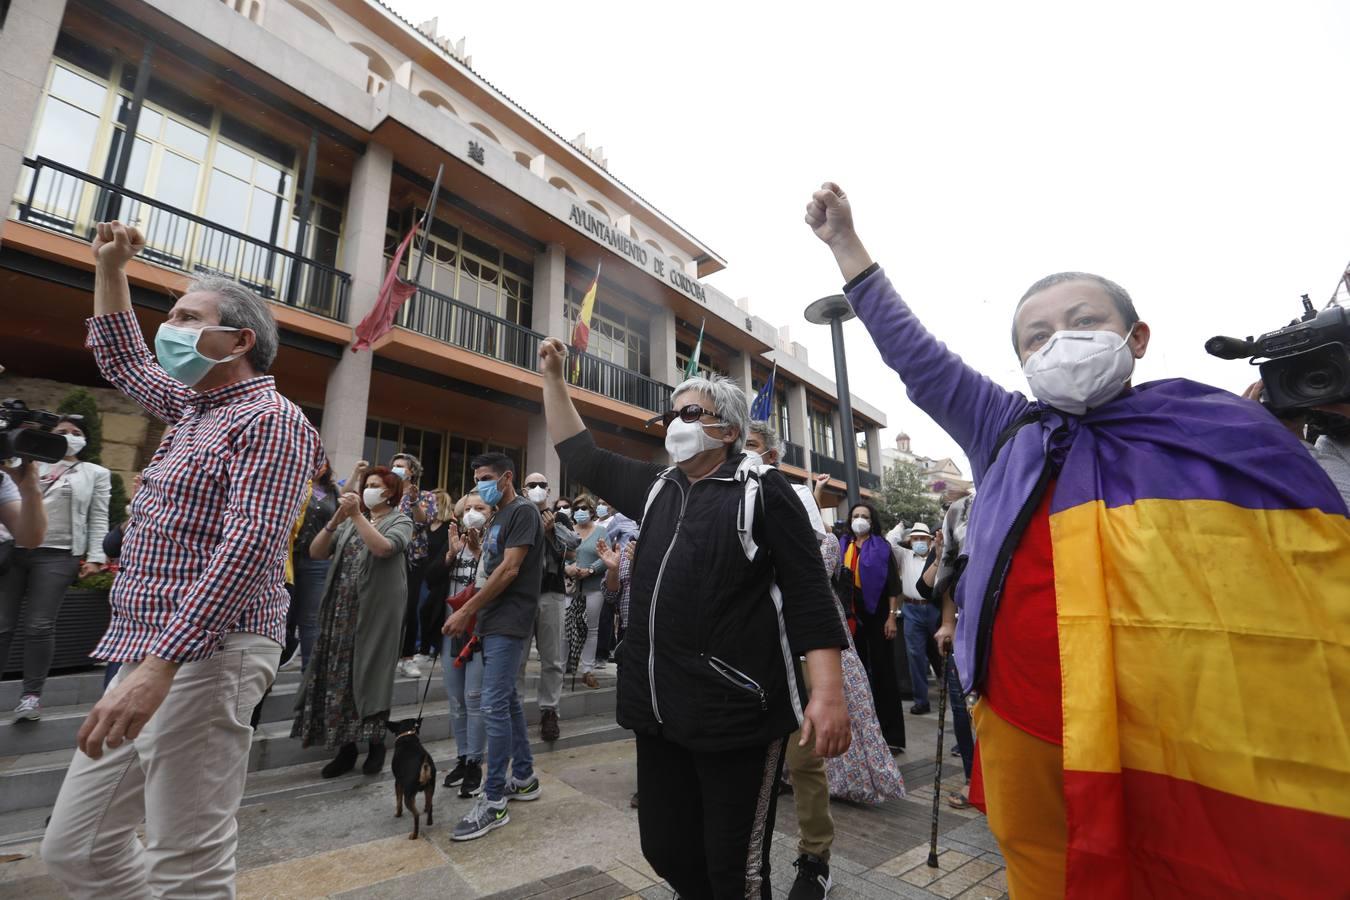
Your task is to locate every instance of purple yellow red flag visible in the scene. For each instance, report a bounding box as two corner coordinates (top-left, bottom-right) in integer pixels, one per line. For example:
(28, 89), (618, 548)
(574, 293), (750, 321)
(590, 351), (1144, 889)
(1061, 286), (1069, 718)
(569, 261), (600, 380)
(1043, 379), (1350, 898)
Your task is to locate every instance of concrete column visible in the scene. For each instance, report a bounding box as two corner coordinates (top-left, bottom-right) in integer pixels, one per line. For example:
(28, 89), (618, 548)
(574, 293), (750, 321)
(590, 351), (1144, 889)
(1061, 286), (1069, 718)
(788, 381), (811, 467)
(525, 415), (560, 499)
(320, 142), (393, 477)
(730, 351), (753, 397)
(0, 0), (68, 237)
(650, 305), (678, 386)
(865, 425), (883, 474)
(532, 242), (566, 341)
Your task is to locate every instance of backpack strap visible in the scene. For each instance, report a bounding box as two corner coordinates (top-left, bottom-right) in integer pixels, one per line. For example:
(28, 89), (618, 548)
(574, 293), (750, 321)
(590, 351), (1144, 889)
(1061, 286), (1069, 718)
(640, 467), (678, 527)
(987, 409), (1044, 470)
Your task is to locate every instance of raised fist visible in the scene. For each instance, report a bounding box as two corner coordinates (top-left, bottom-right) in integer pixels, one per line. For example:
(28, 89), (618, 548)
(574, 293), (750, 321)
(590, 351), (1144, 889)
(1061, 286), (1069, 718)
(91, 221), (146, 269)
(538, 338), (568, 380)
(804, 182), (855, 248)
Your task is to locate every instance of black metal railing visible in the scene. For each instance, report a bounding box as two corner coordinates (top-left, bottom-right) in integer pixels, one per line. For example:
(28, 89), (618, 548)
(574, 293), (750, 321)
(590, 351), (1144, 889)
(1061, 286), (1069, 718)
(811, 450), (850, 481)
(399, 284), (673, 414)
(14, 157), (351, 321)
(782, 441), (806, 469)
(859, 469), (882, 491)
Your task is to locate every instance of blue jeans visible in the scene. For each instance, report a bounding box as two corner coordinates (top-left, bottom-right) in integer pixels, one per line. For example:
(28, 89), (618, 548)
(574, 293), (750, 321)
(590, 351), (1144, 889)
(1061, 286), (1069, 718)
(292, 556), (331, 666)
(444, 634), (485, 762)
(480, 634), (534, 801)
(946, 654), (974, 780)
(902, 603), (941, 707)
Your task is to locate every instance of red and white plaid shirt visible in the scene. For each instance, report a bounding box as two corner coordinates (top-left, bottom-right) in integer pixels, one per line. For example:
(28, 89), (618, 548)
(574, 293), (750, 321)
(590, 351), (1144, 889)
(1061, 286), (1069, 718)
(86, 310), (323, 663)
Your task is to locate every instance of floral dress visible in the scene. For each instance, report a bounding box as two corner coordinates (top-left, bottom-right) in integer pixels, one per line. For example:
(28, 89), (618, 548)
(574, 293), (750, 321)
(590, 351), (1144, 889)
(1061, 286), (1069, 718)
(819, 533), (906, 804)
(291, 538), (388, 748)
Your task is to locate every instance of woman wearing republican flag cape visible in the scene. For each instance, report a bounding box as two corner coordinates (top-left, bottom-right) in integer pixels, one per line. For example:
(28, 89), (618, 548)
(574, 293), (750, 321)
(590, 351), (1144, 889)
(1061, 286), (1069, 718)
(806, 182), (1350, 899)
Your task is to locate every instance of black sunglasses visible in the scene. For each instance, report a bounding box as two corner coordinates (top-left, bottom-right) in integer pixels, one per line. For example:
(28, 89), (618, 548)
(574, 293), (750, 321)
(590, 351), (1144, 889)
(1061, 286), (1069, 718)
(645, 404), (725, 430)
(525, 481), (548, 489)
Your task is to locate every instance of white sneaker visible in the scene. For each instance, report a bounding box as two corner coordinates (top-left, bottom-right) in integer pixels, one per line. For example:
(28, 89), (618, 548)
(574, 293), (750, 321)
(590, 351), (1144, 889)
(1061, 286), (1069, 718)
(279, 655), (303, 672)
(399, 660), (422, 678)
(14, 695), (40, 722)
(412, 653), (432, 667)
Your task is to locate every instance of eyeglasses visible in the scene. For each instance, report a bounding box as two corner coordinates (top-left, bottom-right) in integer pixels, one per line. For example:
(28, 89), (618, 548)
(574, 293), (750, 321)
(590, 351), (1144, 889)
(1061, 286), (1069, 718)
(525, 481), (548, 489)
(645, 404), (725, 430)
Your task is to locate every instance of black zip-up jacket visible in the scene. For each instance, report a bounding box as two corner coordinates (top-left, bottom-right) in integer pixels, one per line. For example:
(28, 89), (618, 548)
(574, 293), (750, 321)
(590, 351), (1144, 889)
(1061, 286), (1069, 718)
(557, 431), (847, 752)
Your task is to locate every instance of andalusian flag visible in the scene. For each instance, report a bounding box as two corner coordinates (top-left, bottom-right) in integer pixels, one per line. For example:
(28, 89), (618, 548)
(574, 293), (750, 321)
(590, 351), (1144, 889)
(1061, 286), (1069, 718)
(684, 318), (705, 379)
(1045, 380), (1350, 898)
(569, 261), (600, 381)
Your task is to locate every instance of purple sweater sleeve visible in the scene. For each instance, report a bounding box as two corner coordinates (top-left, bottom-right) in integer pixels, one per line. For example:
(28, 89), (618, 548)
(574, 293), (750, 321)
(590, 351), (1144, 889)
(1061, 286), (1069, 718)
(844, 266), (1033, 483)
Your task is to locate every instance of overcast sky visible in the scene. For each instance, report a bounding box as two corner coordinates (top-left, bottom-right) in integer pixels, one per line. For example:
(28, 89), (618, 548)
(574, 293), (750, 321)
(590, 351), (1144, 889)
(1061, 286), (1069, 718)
(389, 0), (1350, 473)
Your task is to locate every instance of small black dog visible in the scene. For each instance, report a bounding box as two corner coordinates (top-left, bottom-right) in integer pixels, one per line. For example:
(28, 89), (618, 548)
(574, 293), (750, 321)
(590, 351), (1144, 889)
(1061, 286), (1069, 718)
(386, 718), (436, 839)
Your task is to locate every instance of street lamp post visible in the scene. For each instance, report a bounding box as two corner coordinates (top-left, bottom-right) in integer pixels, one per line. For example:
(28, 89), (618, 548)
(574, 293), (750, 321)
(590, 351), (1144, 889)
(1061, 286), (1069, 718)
(804, 293), (860, 511)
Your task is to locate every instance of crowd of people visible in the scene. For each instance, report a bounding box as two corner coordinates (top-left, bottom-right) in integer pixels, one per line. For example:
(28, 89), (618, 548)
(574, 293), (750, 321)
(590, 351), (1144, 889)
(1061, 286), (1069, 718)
(0, 198), (1343, 900)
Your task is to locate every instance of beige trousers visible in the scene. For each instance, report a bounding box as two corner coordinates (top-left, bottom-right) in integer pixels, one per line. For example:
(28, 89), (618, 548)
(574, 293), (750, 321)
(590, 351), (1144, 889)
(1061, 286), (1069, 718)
(786, 665), (834, 861)
(42, 632), (279, 899)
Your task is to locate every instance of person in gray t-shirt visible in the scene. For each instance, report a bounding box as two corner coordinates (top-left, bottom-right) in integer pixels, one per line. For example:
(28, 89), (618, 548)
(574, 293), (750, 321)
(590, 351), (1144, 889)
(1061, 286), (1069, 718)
(444, 452), (545, 837)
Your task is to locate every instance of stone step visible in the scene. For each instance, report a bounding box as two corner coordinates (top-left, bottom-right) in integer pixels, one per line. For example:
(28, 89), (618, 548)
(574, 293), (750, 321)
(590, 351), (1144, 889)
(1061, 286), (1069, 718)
(0, 684), (617, 816)
(0, 661), (585, 757)
(0, 710), (630, 848)
(0, 664), (549, 710)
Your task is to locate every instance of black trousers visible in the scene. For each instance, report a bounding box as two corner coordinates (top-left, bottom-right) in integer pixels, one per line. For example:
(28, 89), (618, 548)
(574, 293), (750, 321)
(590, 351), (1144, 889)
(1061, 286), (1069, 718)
(400, 560), (428, 658)
(636, 732), (786, 899)
(854, 598), (907, 749)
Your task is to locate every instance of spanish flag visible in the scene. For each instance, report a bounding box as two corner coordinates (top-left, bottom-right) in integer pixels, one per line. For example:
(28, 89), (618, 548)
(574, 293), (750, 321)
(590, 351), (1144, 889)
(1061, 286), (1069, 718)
(569, 261), (600, 381)
(1049, 379), (1350, 898)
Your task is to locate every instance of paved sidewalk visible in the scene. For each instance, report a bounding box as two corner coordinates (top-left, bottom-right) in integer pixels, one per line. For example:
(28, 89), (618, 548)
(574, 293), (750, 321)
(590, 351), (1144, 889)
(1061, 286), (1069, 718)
(0, 710), (1002, 898)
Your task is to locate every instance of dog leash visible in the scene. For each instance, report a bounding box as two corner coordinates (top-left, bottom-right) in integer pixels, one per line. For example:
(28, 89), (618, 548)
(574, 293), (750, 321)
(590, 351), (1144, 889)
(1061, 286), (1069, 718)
(414, 645), (440, 731)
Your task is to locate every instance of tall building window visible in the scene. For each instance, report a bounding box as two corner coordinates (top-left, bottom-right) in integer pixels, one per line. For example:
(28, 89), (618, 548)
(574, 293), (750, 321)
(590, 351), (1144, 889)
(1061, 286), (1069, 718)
(751, 377), (792, 446)
(18, 33), (344, 302)
(363, 417), (522, 499)
(675, 339), (720, 380)
(388, 210), (534, 328)
(564, 289), (651, 376)
(810, 408), (836, 459)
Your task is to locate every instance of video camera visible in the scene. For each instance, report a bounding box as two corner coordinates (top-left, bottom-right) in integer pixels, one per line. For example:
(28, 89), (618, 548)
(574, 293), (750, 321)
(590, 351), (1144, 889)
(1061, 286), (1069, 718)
(0, 399), (70, 465)
(1206, 295), (1350, 413)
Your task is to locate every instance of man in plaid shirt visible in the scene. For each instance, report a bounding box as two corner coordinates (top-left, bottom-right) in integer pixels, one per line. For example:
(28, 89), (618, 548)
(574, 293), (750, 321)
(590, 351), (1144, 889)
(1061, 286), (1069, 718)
(42, 222), (322, 898)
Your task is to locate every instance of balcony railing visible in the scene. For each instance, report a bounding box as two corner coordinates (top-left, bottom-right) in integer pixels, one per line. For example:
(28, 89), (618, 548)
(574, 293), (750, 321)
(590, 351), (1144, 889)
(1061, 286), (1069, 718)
(782, 441), (806, 469)
(14, 157), (351, 321)
(399, 284), (673, 414)
(810, 451), (881, 491)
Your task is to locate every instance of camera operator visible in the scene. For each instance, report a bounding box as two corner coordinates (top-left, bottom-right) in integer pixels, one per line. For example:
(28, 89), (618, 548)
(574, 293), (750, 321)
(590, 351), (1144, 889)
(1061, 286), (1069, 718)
(0, 461), (48, 557)
(1242, 382), (1350, 506)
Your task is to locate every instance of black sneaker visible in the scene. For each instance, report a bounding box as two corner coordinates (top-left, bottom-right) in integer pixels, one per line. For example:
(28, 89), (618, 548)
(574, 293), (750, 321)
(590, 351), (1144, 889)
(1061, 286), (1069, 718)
(321, 743), (357, 779)
(540, 708), (560, 742)
(909, 703), (931, 715)
(444, 756), (469, 788)
(789, 853), (832, 900)
(458, 760), (483, 798)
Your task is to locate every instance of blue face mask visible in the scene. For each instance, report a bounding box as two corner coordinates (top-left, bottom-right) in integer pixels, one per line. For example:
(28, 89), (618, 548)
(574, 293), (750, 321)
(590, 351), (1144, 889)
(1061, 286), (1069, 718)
(595, 505), (609, 519)
(392, 466), (408, 479)
(477, 476), (503, 508)
(912, 541), (930, 556)
(154, 323), (242, 387)
(573, 510), (591, 525)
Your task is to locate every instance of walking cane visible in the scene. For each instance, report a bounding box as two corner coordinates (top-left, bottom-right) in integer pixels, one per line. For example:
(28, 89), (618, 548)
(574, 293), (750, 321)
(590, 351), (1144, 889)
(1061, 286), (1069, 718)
(927, 649), (952, 868)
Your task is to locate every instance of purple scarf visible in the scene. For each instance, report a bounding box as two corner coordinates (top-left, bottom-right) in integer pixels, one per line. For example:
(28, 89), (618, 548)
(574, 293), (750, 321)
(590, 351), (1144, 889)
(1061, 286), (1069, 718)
(839, 534), (891, 615)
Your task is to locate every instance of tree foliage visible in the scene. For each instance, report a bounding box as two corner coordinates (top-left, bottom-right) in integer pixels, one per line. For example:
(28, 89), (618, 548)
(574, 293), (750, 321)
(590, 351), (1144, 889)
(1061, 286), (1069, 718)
(875, 460), (941, 535)
(58, 388), (128, 527)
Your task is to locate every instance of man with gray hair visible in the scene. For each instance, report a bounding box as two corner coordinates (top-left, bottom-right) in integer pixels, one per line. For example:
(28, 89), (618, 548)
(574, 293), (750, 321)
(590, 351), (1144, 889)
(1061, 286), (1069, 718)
(539, 338), (850, 898)
(42, 222), (322, 897)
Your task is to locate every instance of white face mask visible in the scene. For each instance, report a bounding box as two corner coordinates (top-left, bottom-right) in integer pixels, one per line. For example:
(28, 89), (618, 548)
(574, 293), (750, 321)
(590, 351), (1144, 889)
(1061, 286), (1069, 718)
(851, 517), (871, 536)
(362, 487), (388, 510)
(526, 486), (549, 505)
(1022, 328), (1137, 415)
(462, 509), (487, 529)
(64, 435), (87, 457)
(665, 416), (727, 464)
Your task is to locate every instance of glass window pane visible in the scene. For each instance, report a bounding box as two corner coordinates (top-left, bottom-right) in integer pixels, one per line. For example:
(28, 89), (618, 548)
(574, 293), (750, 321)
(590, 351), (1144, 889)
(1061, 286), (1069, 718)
(204, 169), (248, 231)
(125, 138), (152, 192)
(247, 187), (281, 239)
(421, 432), (443, 490)
(213, 143), (253, 181)
(31, 97), (99, 169)
(163, 119), (208, 159)
(50, 66), (107, 113)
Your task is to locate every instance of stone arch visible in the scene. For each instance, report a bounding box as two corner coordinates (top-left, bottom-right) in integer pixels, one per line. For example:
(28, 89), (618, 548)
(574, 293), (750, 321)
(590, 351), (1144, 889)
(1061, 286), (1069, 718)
(417, 90), (457, 116)
(586, 199), (610, 219)
(352, 42), (394, 95)
(470, 122), (500, 143)
(643, 238), (665, 255)
(513, 151), (532, 167)
(549, 176), (577, 195)
(285, 0), (333, 32)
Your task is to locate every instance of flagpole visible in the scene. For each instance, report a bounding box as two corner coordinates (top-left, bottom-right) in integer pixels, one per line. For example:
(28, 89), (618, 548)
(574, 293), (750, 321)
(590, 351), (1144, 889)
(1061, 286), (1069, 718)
(410, 163), (444, 287)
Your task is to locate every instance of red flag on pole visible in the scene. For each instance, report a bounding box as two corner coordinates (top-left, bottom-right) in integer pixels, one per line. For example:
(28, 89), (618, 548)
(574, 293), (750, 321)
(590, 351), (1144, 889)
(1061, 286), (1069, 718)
(351, 226), (418, 353)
